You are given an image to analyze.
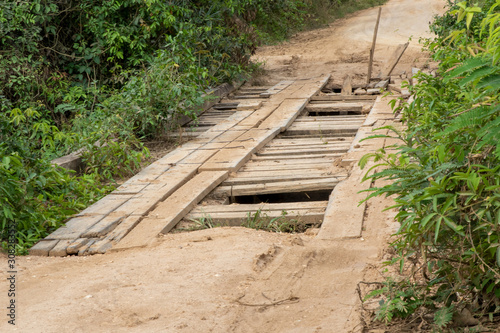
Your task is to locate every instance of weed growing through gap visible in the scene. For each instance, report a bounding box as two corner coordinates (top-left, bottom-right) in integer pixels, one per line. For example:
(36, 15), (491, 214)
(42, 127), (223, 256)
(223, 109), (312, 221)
(185, 209), (317, 233)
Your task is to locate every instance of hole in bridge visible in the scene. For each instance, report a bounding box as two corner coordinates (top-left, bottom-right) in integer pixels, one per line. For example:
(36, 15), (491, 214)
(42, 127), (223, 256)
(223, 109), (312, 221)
(230, 190), (331, 204)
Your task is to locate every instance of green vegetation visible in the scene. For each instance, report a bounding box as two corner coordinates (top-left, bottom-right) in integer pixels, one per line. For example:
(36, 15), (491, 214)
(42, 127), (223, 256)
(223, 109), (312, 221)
(361, 0), (500, 328)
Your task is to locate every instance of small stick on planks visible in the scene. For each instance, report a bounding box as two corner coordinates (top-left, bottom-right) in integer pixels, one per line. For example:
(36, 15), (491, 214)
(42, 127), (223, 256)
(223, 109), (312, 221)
(341, 74), (352, 95)
(367, 7), (382, 86)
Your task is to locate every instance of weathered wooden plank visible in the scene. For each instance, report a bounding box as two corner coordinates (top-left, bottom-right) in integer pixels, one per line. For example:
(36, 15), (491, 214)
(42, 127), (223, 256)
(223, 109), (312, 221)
(268, 136), (352, 145)
(290, 75), (330, 99)
(76, 195), (133, 217)
(382, 42), (409, 77)
(45, 215), (104, 240)
(187, 209), (325, 226)
(243, 157), (336, 166)
(227, 95), (269, 100)
(191, 201), (328, 214)
(177, 148), (220, 165)
(310, 95), (377, 101)
(263, 142), (352, 150)
(87, 239), (113, 255)
(216, 177), (344, 196)
(105, 216), (143, 243)
(341, 75), (352, 95)
(29, 240), (59, 256)
(251, 153), (343, 161)
(48, 240), (72, 257)
(232, 167), (331, 177)
(237, 103), (280, 128)
(367, 7), (382, 84)
(237, 101), (263, 110)
(240, 162), (334, 172)
(305, 103), (363, 112)
(258, 98), (308, 132)
(201, 111), (254, 133)
(66, 238), (91, 255)
(199, 128), (279, 172)
(284, 127), (360, 137)
(223, 173), (336, 186)
(78, 239), (97, 256)
(81, 215), (125, 238)
(257, 146), (350, 156)
(113, 171), (229, 250)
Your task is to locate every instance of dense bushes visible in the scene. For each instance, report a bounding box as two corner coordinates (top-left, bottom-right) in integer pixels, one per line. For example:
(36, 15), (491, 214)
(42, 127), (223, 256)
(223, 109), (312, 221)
(362, 0), (500, 328)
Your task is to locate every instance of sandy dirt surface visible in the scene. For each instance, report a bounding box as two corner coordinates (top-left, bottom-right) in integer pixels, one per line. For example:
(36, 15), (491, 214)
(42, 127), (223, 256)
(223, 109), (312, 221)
(0, 1), (447, 332)
(252, 0), (446, 86)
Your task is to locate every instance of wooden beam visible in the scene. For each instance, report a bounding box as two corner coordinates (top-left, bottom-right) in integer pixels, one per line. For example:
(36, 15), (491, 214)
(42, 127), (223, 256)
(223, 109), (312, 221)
(367, 7), (382, 85)
(341, 75), (352, 95)
(382, 42), (409, 77)
(310, 95), (377, 101)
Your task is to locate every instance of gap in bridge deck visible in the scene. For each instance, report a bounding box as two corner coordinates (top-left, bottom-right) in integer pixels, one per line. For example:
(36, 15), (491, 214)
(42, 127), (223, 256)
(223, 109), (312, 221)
(174, 92), (375, 234)
(230, 190), (332, 205)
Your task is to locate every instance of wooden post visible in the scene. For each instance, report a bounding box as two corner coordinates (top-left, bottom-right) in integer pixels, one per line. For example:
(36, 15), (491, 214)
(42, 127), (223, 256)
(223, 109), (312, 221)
(367, 7), (382, 86)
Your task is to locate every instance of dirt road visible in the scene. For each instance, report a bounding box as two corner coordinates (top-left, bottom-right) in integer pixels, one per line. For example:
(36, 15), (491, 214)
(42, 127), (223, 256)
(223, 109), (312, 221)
(1, 1), (446, 332)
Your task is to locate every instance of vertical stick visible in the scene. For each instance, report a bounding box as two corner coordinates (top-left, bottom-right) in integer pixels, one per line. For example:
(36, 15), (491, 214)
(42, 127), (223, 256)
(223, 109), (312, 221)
(367, 7), (382, 86)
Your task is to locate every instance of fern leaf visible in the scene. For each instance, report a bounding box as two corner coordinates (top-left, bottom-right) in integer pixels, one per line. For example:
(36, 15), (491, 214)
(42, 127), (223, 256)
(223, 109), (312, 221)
(445, 57), (488, 81)
(459, 65), (497, 86)
(439, 107), (488, 135)
(434, 306), (454, 328)
(477, 74), (500, 91)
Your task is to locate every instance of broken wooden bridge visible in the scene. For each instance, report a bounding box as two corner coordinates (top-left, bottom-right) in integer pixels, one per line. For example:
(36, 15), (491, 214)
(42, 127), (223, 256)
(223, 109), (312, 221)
(30, 74), (404, 256)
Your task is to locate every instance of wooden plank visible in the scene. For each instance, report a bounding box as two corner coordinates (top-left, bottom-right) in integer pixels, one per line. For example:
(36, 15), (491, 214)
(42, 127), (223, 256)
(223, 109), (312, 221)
(237, 103), (280, 128)
(251, 153), (343, 161)
(200, 128), (279, 172)
(87, 239), (113, 255)
(29, 240), (59, 256)
(295, 117), (365, 122)
(223, 174), (337, 186)
(257, 146), (350, 156)
(382, 42), (409, 77)
(217, 177), (344, 196)
(243, 157), (335, 166)
(305, 103), (363, 113)
(367, 7), (382, 85)
(264, 142), (352, 150)
(237, 100), (263, 110)
(105, 216), (143, 243)
(284, 127), (360, 136)
(268, 137), (352, 145)
(48, 240), (72, 257)
(177, 148), (219, 165)
(76, 195), (133, 217)
(191, 201), (328, 214)
(258, 99), (308, 132)
(261, 80), (294, 96)
(66, 238), (91, 255)
(81, 215), (125, 238)
(241, 162), (334, 172)
(78, 238), (97, 256)
(232, 167), (331, 178)
(290, 75), (330, 99)
(45, 215), (104, 240)
(133, 164), (199, 196)
(341, 75), (352, 95)
(310, 95), (377, 102)
(113, 171), (229, 250)
(186, 209), (325, 226)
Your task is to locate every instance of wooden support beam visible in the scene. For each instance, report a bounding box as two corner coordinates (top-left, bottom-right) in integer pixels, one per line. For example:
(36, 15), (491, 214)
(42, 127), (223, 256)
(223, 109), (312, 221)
(367, 7), (382, 85)
(382, 42), (409, 77)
